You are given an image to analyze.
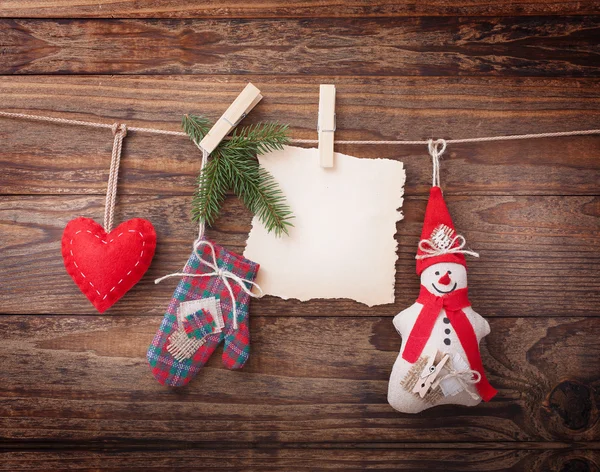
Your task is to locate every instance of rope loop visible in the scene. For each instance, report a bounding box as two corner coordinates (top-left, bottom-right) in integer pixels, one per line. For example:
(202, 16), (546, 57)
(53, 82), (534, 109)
(103, 123), (128, 232)
(427, 138), (447, 188)
(111, 122), (127, 137)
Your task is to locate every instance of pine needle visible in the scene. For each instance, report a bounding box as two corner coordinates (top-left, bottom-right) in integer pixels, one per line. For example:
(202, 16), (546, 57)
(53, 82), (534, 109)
(183, 114), (293, 236)
(191, 156), (228, 227)
(182, 114), (211, 146)
(220, 150), (294, 236)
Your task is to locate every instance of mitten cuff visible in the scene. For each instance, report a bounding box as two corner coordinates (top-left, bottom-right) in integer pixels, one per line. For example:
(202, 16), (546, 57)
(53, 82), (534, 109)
(186, 240), (259, 284)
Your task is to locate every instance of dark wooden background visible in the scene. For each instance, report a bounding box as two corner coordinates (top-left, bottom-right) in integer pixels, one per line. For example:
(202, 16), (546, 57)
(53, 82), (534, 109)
(1, 1), (600, 471)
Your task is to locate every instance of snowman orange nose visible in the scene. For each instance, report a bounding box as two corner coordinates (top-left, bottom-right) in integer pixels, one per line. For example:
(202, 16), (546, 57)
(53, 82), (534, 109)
(438, 273), (451, 285)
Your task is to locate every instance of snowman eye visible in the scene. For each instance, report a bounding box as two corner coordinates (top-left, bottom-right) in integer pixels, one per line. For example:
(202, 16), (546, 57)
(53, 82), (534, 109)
(448, 271), (452, 275)
(435, 271), (440, 276)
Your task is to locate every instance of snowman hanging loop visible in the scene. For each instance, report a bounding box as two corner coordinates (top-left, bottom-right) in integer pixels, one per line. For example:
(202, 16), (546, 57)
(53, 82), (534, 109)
(427, 138), (447, 188)
(417, 138), (479, 261)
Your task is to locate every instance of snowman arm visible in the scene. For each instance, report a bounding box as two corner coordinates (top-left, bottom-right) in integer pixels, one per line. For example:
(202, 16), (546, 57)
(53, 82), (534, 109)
(392, 303), (422, 336)
(463, 306), (491, 339)
(392, 312), (403, 335)
(483, 317), (491, 337)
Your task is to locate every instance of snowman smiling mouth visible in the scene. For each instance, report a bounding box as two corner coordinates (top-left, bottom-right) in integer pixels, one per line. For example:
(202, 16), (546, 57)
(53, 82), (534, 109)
(432, 282), (457, 294)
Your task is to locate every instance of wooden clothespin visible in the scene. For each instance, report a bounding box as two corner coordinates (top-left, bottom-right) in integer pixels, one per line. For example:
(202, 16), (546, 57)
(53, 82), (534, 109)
(318, 84), (336, 168)
(412, 352), (450, 399)
(199, 83), (263, 154)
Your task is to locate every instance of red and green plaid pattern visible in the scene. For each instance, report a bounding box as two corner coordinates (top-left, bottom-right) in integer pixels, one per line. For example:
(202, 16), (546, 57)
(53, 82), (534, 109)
(183, 309), (217, 339)
(147, 240), (259, 387)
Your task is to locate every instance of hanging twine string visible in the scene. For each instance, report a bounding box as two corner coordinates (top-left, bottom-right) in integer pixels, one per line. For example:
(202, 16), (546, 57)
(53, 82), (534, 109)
(428, 138), (447, 187)
(194, 145), (209, 242)
(104, 123), (127, 233)
(1, 110), (599, 146)
(4, 110), (597, 234)
(0, 111), (188, 137)
(155, 239), (263, 330)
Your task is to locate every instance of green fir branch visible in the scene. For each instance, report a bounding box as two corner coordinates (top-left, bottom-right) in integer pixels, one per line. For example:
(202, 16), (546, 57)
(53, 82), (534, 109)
(224, 122), (290, 156)
(220, 150), (294, 236)
(191, 156), (228, 227)
(182, 114), (211, 146)
(182, 114), (293, 236)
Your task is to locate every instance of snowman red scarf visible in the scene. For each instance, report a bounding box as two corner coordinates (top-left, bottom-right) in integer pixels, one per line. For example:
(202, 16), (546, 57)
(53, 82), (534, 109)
(403, 286), (497, 402)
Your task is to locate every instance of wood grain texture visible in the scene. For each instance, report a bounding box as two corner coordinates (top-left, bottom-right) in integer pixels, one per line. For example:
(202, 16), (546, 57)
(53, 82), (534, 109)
(1, 194), (598, 317)
(1, 6), (599, 469)
(1, 448), (598, 471)
(1, 76), (599, 196)
(2, 17), (600, 76)
(2, 0), (600, 19)
(0, 315), (598, 446)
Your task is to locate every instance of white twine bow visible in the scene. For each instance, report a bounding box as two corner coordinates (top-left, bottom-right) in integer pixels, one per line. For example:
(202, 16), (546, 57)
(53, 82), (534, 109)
(155, 239), (263, 330)
(433, 368), (481, 401)
(415, 234), (480, 260)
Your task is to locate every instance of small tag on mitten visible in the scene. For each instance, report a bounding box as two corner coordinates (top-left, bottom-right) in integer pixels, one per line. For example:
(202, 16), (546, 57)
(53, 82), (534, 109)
(182, 298), (225, 338)
(183, 308), (216, 339)
(167, 297), (224, 361)
(179, 297), (225, 329)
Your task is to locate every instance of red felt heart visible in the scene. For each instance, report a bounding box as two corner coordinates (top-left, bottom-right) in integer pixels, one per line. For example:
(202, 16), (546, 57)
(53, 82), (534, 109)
(62, 217), (156, 313)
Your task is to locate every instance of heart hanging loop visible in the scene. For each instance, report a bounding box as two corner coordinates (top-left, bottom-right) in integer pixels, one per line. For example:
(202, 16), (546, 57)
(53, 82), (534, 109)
(427, 138), (447, 188)
(104, 123), (128, 232)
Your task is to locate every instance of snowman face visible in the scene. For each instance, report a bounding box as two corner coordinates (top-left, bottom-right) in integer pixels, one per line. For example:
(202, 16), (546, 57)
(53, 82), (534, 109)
(421, 262), (467, 295)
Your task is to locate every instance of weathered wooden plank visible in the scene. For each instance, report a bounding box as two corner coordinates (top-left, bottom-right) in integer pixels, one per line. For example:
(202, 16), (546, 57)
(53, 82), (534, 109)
(1, 76), (599, 196)
(0, 315), (598, 445)
(1, 0), (600, 19)
(1, 447), (599, 471)
(2, 17), (600, 76)
(1, 195), (598, 316)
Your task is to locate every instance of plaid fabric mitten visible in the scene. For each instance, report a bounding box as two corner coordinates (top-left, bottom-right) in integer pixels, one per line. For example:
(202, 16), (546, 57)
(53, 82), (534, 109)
(147, 240), (260, 387)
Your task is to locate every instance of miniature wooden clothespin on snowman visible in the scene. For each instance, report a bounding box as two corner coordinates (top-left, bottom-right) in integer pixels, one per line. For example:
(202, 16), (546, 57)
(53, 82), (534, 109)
(412, 351), (450, 398)
(199, 83), (263, 154)
(318, 84), (336, 168)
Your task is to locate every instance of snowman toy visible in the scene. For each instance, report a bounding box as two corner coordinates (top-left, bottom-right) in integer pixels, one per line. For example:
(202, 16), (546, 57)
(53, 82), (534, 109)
(388, 143), (497, 413)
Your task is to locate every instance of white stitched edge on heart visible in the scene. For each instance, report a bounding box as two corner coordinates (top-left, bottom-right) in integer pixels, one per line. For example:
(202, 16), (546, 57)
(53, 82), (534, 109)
(70, 228), (146, 300)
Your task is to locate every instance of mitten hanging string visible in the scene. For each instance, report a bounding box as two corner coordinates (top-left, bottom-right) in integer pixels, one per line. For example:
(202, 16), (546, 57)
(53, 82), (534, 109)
(196, 147), (209, 242)
(104, 123), (127, 232)
(428, 138), (446, 188)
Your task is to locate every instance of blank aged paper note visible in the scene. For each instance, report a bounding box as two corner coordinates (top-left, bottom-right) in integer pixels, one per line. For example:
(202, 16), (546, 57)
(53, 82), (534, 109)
(244, 145), (405, 306)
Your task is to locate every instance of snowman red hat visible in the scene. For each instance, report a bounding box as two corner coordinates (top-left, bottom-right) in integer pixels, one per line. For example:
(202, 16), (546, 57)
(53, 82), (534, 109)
(415, 186), (478, 274)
